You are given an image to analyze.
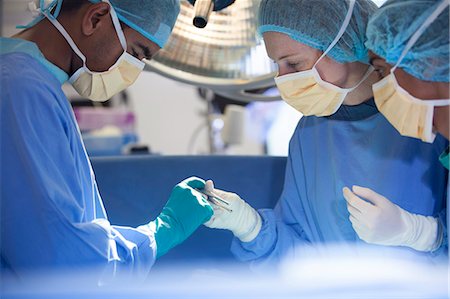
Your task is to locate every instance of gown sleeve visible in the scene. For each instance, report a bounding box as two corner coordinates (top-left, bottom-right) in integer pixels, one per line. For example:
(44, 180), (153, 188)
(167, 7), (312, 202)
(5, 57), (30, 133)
(230, 124), (313, 265)
(0, 72), (156, 280)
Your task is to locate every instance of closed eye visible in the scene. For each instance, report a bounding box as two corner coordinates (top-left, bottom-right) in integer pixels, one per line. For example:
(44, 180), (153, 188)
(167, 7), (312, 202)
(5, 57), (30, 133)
(137, 42), (153, 60)
(131, 48), (140, 59)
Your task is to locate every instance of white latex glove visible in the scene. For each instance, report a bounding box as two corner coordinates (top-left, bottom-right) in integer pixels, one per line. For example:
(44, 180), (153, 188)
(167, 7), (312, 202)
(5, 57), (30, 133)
(203, 180), (262, 242)
(343, 186), (442, 252)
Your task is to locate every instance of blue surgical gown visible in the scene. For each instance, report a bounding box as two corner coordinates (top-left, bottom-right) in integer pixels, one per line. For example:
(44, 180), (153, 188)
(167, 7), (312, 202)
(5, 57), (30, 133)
(0, 38), (157, 278)
(231, 100), (448, 264)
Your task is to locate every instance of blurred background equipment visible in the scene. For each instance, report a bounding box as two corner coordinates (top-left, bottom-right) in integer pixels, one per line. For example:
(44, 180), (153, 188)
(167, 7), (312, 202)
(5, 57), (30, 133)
(146, 0), (280, 103)
(143, 0), (298, 155)
(70, 90), (148, 156)
(64, 89), (150, 157)
(188, 88), (250, 154)
(221, 104), (246, 146)
(246, 88), (302, 156)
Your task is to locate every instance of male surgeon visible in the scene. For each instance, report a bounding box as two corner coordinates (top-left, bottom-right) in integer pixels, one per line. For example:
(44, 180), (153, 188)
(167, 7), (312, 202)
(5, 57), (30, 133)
(0, 0), (213, 280)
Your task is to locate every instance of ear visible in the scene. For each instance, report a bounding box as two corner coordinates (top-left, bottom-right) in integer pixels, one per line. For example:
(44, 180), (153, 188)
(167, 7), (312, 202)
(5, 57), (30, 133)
(81, 2), (111, 36)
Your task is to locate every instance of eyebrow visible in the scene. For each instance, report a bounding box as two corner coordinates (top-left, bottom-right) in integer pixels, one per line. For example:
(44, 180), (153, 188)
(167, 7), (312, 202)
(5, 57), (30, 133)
(278, 54), (297, 61)
(137, 42), (153, 60)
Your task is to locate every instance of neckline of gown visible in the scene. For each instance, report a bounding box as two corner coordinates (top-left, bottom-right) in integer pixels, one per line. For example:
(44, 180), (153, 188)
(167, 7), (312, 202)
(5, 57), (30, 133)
(325, 98), (378, 121)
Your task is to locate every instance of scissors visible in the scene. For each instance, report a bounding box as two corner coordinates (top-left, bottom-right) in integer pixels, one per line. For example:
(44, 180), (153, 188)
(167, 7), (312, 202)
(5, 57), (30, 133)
(195, 188), (232, 212)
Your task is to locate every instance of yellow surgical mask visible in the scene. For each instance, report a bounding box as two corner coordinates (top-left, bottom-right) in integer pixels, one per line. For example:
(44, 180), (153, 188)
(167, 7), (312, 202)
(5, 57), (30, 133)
(69, 52), (144, 102)
(44, 0), (145, 102)
(373, 73), (450, 143)
(373, 0), (450, 143)
(275, 65), (373, 117)
(274, 0), (373, 117)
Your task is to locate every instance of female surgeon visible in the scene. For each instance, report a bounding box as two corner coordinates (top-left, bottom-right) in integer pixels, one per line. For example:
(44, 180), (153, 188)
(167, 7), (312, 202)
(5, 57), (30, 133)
(342, 0), (449, 251)
(199, 0), (449, 266)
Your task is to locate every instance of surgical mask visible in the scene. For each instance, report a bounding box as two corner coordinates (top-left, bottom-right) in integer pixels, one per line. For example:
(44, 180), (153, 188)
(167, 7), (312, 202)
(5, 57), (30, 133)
(42, 0), (145, 101)
(373, 0), (450, 143)
(274, 0), (373, 117)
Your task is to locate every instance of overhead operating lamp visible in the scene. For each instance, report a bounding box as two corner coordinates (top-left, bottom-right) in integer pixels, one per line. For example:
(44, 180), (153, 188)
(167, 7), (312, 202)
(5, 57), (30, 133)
(188, 0), (236, 28)
(145, 0), (279, 102)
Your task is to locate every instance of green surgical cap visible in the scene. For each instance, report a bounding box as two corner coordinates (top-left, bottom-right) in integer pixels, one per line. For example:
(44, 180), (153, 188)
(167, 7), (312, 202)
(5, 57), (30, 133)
(258, 0), (377, 64)
(366, 0), (449, 82)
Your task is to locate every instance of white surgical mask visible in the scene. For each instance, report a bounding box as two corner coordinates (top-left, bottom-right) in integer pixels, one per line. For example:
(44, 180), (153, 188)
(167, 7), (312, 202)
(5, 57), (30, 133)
(43, 0), (145, 101)
(373, 0), (450, 143)
(274, 0), (373, 117)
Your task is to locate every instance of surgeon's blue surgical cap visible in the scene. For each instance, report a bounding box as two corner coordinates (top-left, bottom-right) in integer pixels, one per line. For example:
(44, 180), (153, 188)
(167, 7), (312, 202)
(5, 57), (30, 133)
(366, 0), (449, 82)
(90, 0), (180, 48)
(258, 0), (377, 64)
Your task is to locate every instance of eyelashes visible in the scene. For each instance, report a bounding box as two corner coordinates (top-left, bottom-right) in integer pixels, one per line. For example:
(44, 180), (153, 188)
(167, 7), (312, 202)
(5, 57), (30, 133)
(131, 48), (140, 59)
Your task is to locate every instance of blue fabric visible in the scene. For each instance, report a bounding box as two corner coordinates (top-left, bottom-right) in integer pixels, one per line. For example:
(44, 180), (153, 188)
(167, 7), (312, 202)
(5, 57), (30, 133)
(0, 38), (68, 84)
(257, 0), (377, 64)
(231, 99), (449, 266)
(447, 175), (450, 259)
(90, 0), (180, 48)
(366, 0), (449, 82)
(440, 147), (449, 170)
(0, 39), (157, 279)
(91, 155), (286, 265)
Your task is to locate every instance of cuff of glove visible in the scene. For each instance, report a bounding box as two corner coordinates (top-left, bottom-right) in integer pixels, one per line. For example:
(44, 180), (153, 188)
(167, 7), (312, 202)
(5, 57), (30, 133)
(233, 210), (262, 243)
(401, 211), (442, 252)
(152, 214), (181, 259)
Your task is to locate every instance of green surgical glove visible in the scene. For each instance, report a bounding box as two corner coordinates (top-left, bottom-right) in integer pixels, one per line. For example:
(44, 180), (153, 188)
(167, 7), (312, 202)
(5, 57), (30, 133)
(152, 177), (213, 258)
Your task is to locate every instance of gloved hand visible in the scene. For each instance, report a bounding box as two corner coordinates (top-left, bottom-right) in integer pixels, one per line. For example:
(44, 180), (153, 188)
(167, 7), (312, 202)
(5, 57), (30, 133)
(152, 177), (213, 258)
(203, 180), (262, 242)
(343, 185), (442, 252)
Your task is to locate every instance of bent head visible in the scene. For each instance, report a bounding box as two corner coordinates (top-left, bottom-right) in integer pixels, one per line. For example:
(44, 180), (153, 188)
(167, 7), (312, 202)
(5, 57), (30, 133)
(258, 0), (378, 112)
(369, 52), (449, 100)
(369, 51), (449, 141)
(19, 0), (180, 101)
(366, 0), (449, 140)
(56, 0), (179, 72)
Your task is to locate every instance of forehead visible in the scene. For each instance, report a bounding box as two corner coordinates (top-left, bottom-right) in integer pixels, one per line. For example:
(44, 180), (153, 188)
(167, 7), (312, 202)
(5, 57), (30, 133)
(262, 31), (317, 60)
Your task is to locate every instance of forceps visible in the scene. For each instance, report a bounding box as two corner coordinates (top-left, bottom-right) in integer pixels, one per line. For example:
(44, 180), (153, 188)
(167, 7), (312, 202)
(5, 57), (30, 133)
(195, 188), (232, 212)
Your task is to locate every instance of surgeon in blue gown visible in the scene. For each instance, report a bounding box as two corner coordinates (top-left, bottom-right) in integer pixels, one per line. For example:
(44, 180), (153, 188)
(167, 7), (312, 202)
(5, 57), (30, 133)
(0, 0), (213, 280)
(200, 0), (448, 266)
(343, 0), (450, 257)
